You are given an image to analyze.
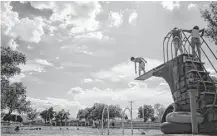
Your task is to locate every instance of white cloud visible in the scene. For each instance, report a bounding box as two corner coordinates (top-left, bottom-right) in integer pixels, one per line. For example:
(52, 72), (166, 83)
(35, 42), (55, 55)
(30, 1), (102, 33)
(44, 23), (57, 36)
(68, 87), (84, 95)
(7, 39), (19, 50)
(61, 44), (93, 55)
(60, 62), (92, 68)
(27, 45), (33, 49)
(207, 68), (216, 75)
(129, 11), (138, 25)
(188, 3), (197, 10)
(19, 60), (47, 73)
(9, 73), (26, 83)
(83, 78), (93, 83)
(83, 78), (103, 83)
(112, 94), (127, 101)
(91, 87), (101, 92)
(109, 12), (123, 28)
(10, 17), (44, 43)
(128, 81), (147, 89)
(161, 1), (180, 11)
(74, 32), (104, 40)
(1, 2), (19, 34)
(35, 59), (53, 66)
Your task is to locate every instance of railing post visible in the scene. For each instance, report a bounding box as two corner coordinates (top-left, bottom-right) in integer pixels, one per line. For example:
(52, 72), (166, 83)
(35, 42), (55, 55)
(188, 89), (198, 134)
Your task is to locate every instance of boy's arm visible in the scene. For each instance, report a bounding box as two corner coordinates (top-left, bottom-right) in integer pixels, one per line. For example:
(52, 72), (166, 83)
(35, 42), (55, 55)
(164, 30), (173, 39)
(141, 58), (147, 63)
(135, 62), (137, 74)
(181, 29), (192, 33)
(200, 29), (205, 37)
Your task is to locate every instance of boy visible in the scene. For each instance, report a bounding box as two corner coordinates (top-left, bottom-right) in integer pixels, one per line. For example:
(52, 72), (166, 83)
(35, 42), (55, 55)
(182, 26), (205, 60)
(130, 57), (147, 76)
(165, 27), (183, 57)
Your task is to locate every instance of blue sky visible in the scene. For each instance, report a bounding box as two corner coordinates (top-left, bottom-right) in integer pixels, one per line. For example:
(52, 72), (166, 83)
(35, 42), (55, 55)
(1, 1), (217, 118)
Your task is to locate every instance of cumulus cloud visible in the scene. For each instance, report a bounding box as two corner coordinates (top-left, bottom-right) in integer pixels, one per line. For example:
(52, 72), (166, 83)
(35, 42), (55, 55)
(60, 62), (92, 68)
(68, 87), (84, 95)
(188, 3), (197, 10)
(129, 11), (137, 25)
(35, 59), (53, 66)
(30, 1), (102, 33)
(128, 81), (147, 89)
(19, 60), (47, 73)
(108, 12), (123, 28)
(88, 87), (101, 92)
(83, 78), (93, 83)
(9, 73), (26, 83)
(1, 2), (19, 34)
(60, 44), (93, 55)
(112, 94), (127, 101)
(7, 39), (19, 50)
(161, 1), (180, 11)
(83, 78), (103, 83)
(9, 17), (44, 43)
(74, 32), (105, 40)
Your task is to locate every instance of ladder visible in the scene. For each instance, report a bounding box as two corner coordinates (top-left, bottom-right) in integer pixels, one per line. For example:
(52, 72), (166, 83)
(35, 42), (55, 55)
(181, 30), (217, 118)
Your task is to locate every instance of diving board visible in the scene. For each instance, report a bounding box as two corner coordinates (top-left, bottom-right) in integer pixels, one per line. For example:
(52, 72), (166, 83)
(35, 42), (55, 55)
(135, 63), (166, 81)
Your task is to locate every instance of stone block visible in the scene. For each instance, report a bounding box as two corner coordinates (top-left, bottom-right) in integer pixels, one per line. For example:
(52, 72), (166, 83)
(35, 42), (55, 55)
(173, 91), (181, 98)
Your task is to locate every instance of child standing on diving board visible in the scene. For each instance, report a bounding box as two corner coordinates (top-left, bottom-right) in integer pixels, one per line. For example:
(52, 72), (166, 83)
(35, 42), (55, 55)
(130, 57), (147, 76)
(182, 26), (205, 60)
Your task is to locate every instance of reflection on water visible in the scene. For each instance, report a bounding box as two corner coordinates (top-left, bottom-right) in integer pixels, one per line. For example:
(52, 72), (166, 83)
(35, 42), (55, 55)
(1, 126), (209, 136)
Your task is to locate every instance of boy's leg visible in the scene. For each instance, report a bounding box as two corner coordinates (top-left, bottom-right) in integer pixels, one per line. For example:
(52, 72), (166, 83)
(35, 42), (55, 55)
(191, 38), (197, 58)
(142, 68), (146, 74)
(139, 63), (145, 76)
(178, 40), (183, 54)
(196, 43), (201, 60)
(175, 46), (178, 57)
(139, 69), (141, 76)
(191, 43), (196, 58)
(173, 40), (178, 57)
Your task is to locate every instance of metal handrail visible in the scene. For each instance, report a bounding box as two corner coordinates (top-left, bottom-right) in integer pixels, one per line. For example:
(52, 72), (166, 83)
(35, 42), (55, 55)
(163, 33), (172, 62)
(166, 34), (172, 62)
(201, 33), (217, 60)
(200, 47), (217, 73)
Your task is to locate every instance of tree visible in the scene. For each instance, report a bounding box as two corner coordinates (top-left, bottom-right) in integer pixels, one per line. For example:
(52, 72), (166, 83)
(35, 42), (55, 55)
(1, 46), (26, 78)
(2, 82), (31, 116)
(154, 103), (166, 120)
(76, 103), (123, 122)
(27, 109), (38, 122)
(1, 46), (31, 116)
(55, 109), (70, 126)
(40, 107), (56, 124)
(201, 2), (217, 45)
(77, 107), (95, 122)
(138, 104), (154, 122)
